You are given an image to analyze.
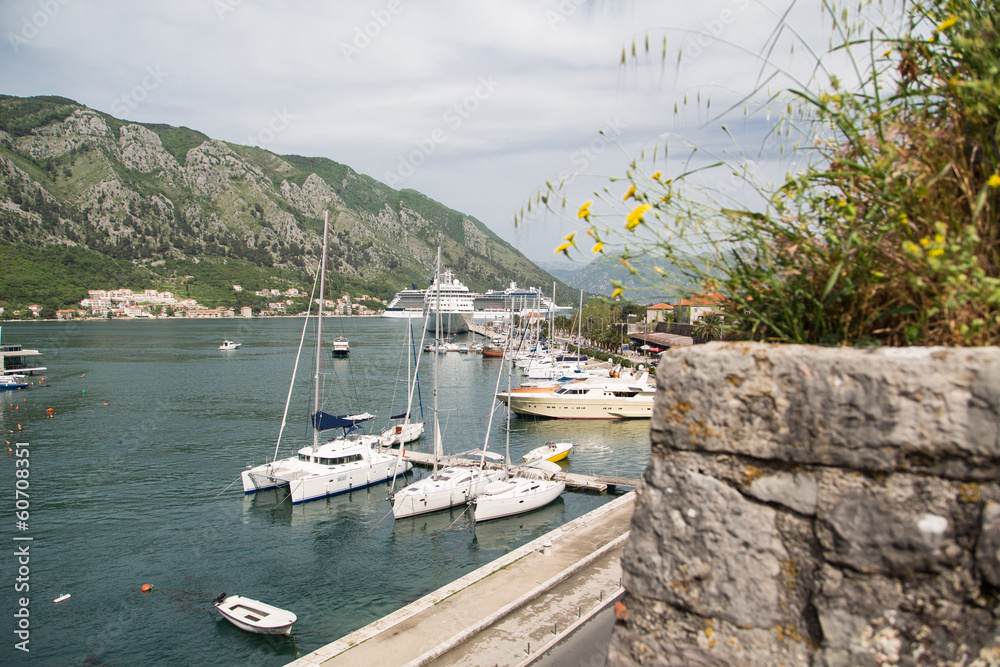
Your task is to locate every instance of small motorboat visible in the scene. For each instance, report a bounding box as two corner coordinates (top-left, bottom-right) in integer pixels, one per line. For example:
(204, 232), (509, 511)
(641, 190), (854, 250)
(219, 340), (241, 350)
(0, 373), (28, 391)
(331, 337), (350, 357)
(213, 593), (296, 636)
(523, 441), (573, 464)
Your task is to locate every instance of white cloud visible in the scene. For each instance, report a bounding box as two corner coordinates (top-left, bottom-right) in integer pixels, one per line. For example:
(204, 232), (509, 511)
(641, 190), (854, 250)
(0, 0), (866, 263)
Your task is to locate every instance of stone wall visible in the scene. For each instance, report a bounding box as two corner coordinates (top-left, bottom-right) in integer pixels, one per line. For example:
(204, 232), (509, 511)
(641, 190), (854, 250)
(609, 342), (1000, 666)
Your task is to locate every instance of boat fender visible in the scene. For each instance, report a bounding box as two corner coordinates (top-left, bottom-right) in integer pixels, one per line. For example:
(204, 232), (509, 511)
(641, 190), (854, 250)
(213, 592), (227, 604)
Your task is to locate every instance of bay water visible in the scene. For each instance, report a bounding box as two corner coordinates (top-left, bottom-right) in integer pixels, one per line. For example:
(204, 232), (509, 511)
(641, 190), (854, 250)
(0, 318), (650, 666)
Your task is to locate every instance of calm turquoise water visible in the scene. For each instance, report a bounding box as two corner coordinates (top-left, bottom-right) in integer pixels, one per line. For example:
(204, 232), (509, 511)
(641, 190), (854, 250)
(0, 318), (650, 666)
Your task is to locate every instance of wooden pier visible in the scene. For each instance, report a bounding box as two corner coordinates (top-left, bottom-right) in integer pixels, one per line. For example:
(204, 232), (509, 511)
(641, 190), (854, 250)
(395, 449), (639, 493)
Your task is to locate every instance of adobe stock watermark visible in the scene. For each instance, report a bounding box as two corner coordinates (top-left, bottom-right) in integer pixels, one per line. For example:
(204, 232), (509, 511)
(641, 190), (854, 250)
(12, 441), (32, 654)
(545, 0), (588, 30)
(383, 75), (501, 187)
(213, 0), (244, 21)
(677, 0), (751, 67)
(7, 0), (74, 52)
(247, 108), (294, 148)
(340, 0), (405, 62)
(109, 65), (169, 118)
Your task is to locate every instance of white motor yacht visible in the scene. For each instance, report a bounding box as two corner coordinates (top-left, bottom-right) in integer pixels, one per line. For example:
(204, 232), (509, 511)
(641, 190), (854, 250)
(497, 370), (656, 419)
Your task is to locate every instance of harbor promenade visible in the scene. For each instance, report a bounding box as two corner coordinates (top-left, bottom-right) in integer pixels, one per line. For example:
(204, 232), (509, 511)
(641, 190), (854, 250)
(288, 491), (635, 667)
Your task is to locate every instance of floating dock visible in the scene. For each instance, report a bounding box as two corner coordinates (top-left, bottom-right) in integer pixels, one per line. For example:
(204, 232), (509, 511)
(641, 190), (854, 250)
(397, 450), (640, 493)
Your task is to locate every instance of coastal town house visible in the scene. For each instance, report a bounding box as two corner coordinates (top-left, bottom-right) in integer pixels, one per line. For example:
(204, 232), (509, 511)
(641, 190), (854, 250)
(645, 303), (674, 325)
(674, 292), (727, 323)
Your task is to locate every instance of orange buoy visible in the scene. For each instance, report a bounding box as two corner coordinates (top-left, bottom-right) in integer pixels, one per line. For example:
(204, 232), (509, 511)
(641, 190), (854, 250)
(141, 584), (153, 593)
(103, 403), (109, 406)
(46, 408), (55, 414)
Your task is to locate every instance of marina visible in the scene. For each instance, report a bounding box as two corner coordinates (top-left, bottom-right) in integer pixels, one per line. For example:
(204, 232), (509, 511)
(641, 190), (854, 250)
(0, 317), (650, 667)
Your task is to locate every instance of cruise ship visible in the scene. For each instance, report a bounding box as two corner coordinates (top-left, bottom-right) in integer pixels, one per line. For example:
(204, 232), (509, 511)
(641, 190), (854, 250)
(382, 278), (569, 328)
(425, 269), (474, 334)
(381, 284), (427, 320)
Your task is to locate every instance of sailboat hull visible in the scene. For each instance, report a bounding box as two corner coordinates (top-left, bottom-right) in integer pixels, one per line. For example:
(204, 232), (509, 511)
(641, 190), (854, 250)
(242, 442), (412, 503)
(474, 479), (566, 522)
(391, 466), (505, 519)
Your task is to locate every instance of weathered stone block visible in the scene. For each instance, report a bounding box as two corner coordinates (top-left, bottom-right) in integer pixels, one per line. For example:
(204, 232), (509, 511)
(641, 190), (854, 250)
(622, 456), (790, 627)
(650, 343), (1000, 479)
(611, 343), (1000, 667)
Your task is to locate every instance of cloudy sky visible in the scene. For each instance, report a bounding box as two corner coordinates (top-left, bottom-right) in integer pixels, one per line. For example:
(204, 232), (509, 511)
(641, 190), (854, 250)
(1, 0), (847, 265)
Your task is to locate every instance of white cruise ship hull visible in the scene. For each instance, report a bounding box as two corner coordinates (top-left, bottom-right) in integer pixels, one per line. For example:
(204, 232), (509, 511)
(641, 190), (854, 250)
(380, 309), (425, 319)
(424, 311), (472, 335)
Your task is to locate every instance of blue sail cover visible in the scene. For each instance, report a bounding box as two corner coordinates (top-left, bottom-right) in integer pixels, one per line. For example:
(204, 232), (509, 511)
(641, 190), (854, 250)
(389, 412), (409, 420)
(312, 411), (373, 432)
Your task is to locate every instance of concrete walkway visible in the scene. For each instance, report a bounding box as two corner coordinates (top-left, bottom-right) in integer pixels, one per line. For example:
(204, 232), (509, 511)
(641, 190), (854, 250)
(288, 492), (635, 667)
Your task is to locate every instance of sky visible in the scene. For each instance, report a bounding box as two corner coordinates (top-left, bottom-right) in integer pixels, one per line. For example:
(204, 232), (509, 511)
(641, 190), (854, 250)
(0, 0), (851, 266)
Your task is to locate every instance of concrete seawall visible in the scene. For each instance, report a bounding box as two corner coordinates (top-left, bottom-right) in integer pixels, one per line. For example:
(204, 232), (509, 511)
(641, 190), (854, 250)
(290, 492), (635, 666)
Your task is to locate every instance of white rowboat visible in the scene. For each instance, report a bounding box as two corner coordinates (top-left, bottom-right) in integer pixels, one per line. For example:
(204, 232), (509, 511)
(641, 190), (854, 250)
(214, 594), (296, 636)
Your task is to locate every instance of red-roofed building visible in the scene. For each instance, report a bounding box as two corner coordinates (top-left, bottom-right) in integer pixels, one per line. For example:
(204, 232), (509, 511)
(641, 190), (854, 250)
(645, 302), (674, 325)
(675, 292), (727, 323)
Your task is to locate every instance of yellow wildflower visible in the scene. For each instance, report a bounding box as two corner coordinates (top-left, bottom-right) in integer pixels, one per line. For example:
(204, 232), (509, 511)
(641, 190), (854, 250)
(928, 248), (944, 257)
(919, 237), (930, 246)
(881, 49), (892, 57)
(937, 15), (958, 31)
(625, 203), (652, 230)
(563, 231), (576, 242)
(592, 242), (605, 254)
(933, 234), (945, 244)
(623, 184), (636, 201)
(611, 287), (623, 299)
(555, 241), (573, 255)
(651, 171), (662, 180)
(577, 201), (592, 218)
(988, 174), (1000, 188)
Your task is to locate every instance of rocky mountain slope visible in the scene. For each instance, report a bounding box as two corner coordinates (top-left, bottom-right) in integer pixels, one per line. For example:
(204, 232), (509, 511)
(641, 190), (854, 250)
(0, 94), (570, 307)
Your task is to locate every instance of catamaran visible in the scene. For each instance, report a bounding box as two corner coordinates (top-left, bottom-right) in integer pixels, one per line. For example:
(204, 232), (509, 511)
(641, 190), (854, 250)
(241, 212), (411, 503)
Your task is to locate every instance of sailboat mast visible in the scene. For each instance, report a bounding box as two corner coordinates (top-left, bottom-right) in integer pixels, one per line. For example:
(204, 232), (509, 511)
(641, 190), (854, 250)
(432, 248), (442, 474)
(313, 212), (330, 451)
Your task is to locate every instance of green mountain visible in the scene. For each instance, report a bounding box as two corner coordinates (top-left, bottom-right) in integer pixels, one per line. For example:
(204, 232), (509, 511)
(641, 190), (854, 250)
(0, 94), (573, 311)
(557, 255), (698, 303)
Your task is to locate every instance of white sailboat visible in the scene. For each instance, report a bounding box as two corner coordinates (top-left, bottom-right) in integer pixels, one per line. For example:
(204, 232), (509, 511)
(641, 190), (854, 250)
(474, 349), (565, 523)
(379, 320), (425, 448)
(389, 249), (505, 520)
(241, 212), (411, 504)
